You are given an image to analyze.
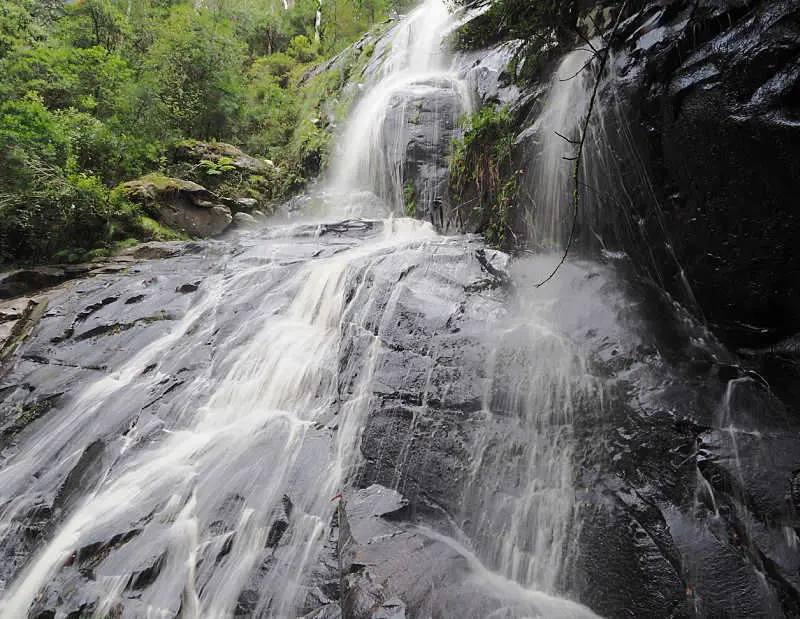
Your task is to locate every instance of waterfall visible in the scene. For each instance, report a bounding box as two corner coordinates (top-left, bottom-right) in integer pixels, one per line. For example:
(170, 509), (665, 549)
(329, 0), (472, 220)
(463, 313), (601, 593)
(0, 219), (445, 617)
(520, 48), (597, 250)
(11, 2), (780, 617)
(519, 45), (704, 319)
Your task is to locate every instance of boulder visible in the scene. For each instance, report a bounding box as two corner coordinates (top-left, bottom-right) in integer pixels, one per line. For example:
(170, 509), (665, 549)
(0, 266), (91, 300)
(231, 212), (259, 230)
(233, 197), (259, 212)
(121, 242), (185, 260)
(173, 140), (270, 175)
(377, 79), (465, 228)
(122, 176), (233, 237)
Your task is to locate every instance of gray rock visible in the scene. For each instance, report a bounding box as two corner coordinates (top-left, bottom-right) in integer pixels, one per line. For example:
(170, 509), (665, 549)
(0, 297), (40, 359)
(231, 212), (259, 229)
(377, 79), (464, 227)
(0, 297), (36, 323)
(123, 176), (232, 237)
(173, 140), (269, 174)
(159, 204), (231, 237)
(0, 266), (91, 300)
(460, 40), (523, 107)
(122, 242), (186, 260)
(234, 197), (259, 212)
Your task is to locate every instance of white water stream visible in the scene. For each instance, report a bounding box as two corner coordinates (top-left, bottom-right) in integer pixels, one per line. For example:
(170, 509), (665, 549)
(0, 2), (604, 617)
(0, 219), (443, 618)
(329, 0), (472, 215)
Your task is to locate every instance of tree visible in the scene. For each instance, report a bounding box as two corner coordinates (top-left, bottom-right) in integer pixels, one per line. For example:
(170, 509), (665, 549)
(140, 5), (246, 140)
(61, 0), (129, 53)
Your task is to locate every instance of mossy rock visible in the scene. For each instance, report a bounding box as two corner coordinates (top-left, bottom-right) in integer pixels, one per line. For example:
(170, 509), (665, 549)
(121, 176), (231, 238)
(173, 140), (269, 175)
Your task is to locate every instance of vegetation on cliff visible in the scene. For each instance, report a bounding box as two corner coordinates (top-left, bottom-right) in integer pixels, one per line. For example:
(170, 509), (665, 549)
(0, 0), (405, 264)
(449, 104), (518, 247)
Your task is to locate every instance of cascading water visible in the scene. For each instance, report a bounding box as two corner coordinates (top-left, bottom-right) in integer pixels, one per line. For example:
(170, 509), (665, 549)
(0, 2), (596, 617)
(329, 0), (472, 221)
(519, 44), (703, 316)
(520, 47), (597, 250)
(5, 1), (797, 617)
(462, 309), (602, 593)
(0, 219), (446, 618)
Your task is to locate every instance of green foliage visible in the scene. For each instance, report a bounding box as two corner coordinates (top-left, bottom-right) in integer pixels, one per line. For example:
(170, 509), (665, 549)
(403, 180), (417, 218)
(452, 0), (575, 50)
(59, 0), (129, 53)
(0, 173), (142, 263)
(287, 35), (317, 63)
(0, 94), (71, 191)
(2, 43), (133, 119)
(198, 157), (237, 176)
(449, 104), (517, 246)
(139, 5), (246, 140)
(0, 0), (392, 264)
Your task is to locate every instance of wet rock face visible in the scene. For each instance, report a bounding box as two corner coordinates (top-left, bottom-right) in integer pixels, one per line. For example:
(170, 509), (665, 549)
(459, 41), (523, 108)
(378, 81), (464, 227)
(491, 0), (799, 347)
(0, 217), (514, 617)
(1, 213), (798, 618)
(606, 0), (799, 346)
(0, 266), (92, 300)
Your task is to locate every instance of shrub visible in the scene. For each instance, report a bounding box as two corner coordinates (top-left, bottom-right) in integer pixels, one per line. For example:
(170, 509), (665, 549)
(449, 104), (518, 246)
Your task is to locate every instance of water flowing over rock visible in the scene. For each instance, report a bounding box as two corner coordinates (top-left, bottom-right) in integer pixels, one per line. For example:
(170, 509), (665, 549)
(329, 0), (471, 226)
(504, 0), (800, 347)
(1, 1), (799, 618)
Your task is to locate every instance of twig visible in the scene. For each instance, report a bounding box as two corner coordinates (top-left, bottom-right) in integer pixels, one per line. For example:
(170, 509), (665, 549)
(554, 130), (580, 145)
(571, 27), (600, 55)
(558, 55), (599, 82)
(535, 1), (629, 288)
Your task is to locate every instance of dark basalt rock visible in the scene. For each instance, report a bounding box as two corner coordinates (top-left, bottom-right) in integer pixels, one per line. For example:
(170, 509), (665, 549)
(0, 266), (91, 300)
(378, 80), (464, 227)
(266, 495), (294, 548)
(606, 0), (798, 349)
(175, 281), (201, 293)
(633, 0), (800, 348)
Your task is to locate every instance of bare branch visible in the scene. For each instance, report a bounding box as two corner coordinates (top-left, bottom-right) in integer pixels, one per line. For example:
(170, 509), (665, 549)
(558, 55), (597, 81)
(553, 130), (580, 144)
(572, 28), (600, 55)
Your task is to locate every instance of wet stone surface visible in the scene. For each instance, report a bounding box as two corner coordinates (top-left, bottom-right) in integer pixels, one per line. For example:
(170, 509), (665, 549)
(0, 216), (798, 618)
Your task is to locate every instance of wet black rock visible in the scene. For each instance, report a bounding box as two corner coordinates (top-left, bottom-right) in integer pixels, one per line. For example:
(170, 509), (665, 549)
(0, 266), (91, 300)
(266, 495), (293, 548)
(378, 80), (464, 227)
(175, 281), (201, 293)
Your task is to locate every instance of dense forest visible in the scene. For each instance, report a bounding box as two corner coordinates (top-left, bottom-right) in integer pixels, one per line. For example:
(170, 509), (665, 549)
(0, 0), (410, 264)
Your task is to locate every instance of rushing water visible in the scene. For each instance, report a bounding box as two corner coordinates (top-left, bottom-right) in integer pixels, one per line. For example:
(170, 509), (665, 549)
(0, 219), (441, 616)
(0, 3), (597, 616)
(2, 1), (798, 618)
(329, 0), (471, 217)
